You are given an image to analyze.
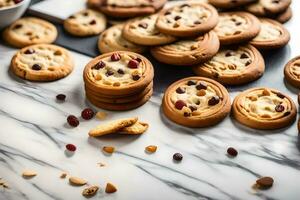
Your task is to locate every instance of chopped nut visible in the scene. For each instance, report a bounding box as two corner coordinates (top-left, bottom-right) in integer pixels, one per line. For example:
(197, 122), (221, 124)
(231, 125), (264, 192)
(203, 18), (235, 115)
(105, 183), (117, 193)
(82, 185), (99, 197)
(262, 89), (271, 96)
(69, 176), (87, 186)
(103, 146), (115, 154)
(97, 162), (106, 167)
(249, 96), (257, 101)
(173, 22), (180, 28)
(190, 44), (198, 50)
(113, 82), (121, 87)
(22, 170), (37, 178)
(95, 74), (102, 81)
(256, 177), (274, 188)
(96, 112), (107, 120)
(145, 145), (157, 153)
(60, 172), (67, 179)
(261, 114), (271, 118)
(197, 89), (206, 96)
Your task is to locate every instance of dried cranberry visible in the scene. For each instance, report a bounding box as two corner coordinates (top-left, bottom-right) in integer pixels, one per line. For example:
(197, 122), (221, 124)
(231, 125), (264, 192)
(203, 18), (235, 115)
(111, 53), (121, 61)
(81, 108), (94, 120)
(24, 49), (35, 54)
(66, 144), (76, 152)
(187, 80), (196, 86)
(208, 96), (220, 106)
(138, 22), (148, 29)
(275, 104), (284, 112)
(128, 59), (139, 69)
(32, 64), (42, 70)
(93, 61), (105, 69)
(196, 82), (207, 90)
(176, 87), (185, 94)
(174, 100), (186, 110)
(132, 74), (140, 81)
(173, 153), (183, 161)
(56, 94), (66, 101)
(13, 0), (23, 4)
(227, 147), (238, 157)
(67, 115), (79, 127)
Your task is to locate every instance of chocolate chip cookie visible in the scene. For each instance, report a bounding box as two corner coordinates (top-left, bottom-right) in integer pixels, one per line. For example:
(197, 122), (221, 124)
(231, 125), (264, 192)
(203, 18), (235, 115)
(284, 56), (300, 88)
(208, 0), (256, 9)
(245, 0), (291, 16)
(162, 77), (231, 127)
(193, 45), (265, 85)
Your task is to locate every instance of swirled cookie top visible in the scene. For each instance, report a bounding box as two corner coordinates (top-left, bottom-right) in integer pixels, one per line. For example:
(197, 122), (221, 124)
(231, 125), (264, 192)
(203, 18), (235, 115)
(239, 88), (292, 120)
(288, 59), (300, 79)
(170, 80), (223, 117)
(0, 0), (16, 8)
(214, 14), (249, 37)
(88, 53), (145, 87)
(106, 0), (154, 7)
(203, 47), (252, 74)
(160, 4), (211, 29)
(252, 20), (281, 41)
(17, 45), (69, 71)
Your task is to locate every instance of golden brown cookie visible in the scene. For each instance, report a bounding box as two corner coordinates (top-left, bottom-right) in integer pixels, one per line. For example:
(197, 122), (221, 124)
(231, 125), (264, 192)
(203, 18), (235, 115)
(3, 17), (57, 48)
(122, 14), (177, 46)
(213, 12), (261, 45)
(63, 9), (107, 36)
(87, 0), (167, 18)
(193, 45), (265, 85)
(284, 56), (300, 88)
(232, 87), (296, 129)
(98, 24), (147, 54)
(156, 3), (219, 37)
(162, 77), (231, 128)
(245, 0), (291, 16)
(250, 18), (290, 50)
(274, 7), (292, 23)
(208, 0), (256, 9)
(150, 31), (219, 66)
(11, 44), (74, 81)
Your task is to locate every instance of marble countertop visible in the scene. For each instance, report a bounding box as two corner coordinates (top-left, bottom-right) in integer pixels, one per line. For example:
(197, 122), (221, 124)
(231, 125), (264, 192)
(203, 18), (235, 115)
(1, 1), (300, 200)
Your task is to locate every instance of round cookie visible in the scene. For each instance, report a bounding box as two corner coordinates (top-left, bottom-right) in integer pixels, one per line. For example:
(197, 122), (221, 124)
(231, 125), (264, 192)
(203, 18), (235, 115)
(284, 56), (300, 88)
(122, 14), (177, 46)
(162, 77), (231, 128)
(98, 24), (147, 54)
(83, 51), (154, 96)
(86, 87), (153, 111)
(232, 87), (296, 130)
(63, 9), (107, 36)
(274, 7), (292, 23)
(150, 31), (219, 66)
(11, 44), (74, 81)
(3, 17), (57, 48)
(193, 45), (265, 85)
(0, 0), (17, 8)
(156, 3), (219, 37)
(208, 0), (256, 9)
(213, 12), (261, 45)
(87, 0), (167, 18)
(250, 18), (290, 50)
(245, 0), (291, 16)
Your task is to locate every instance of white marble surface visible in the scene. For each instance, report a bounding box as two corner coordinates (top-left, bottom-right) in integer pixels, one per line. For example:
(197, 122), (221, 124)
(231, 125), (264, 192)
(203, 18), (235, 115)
(1, 1), (300, 200)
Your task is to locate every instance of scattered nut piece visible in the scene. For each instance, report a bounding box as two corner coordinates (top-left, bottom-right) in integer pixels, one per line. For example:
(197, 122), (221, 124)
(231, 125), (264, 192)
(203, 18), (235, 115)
(82, 185), (99, 197)
(103, 146), (115, 154)
(69, 176), (87, 186)
(145, 145), (157, 153)
(197, 89), (206, 96)
(105, 182), (117, 193)
(256, 177), (274, 189)
(60, 172), (67, 179)
(96, 112), (107, 120)
(22, 170), (37, 178)
(262, 89), (271, 96)
(97, 162), (106, 167)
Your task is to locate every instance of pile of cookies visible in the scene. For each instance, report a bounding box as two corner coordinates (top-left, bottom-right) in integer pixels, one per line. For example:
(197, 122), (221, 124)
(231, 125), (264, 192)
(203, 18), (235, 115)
(83, 51), (154, 110)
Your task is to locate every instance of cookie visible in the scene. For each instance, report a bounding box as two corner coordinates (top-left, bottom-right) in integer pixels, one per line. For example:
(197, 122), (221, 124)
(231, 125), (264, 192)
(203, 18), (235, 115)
(3, 17), (57, 48)
(284, 56), (300, 88)
(156, 3), (219, 37)
(83, 51), (154, 96)
(213, 12), (261, 45)
(274, 7), (292, 23)
(122, 14), (177, 46)
(250, 18), (290, 50)
(193, 45), (265, 85)
(162, 77), (231, 127)
(150, 31), (219, 66)
(86, 87), (153, 111)
(87, 0), (167, 18)
(98, 24), (147, 54)
(119, 121), (149, 134)
(208, 0), (256, 9)
(89, 117), (138, 137)
(232, 87), (296, 129)
(63, 9), (107, 36)
(245, 0), (291, 16)
(0, 0), (17, 8)
(11, 44), (74, 81)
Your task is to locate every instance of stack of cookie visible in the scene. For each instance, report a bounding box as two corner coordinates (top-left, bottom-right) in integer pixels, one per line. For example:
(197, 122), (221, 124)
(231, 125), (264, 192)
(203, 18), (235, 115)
(83, 51), (154, 111)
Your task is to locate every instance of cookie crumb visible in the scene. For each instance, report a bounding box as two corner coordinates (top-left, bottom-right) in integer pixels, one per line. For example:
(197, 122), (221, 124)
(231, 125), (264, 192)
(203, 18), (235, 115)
(102, 146), (115, 154)
(145, 145), (157, 153)
(22, 170), (37, 178)
(60, 172), (67, 179)
(97, 162), (106, 167)
(96, 112), (108, 120)
(82, 185), (99, 197)
(69, 176), (87, 186)
(105, 182), (117, 193)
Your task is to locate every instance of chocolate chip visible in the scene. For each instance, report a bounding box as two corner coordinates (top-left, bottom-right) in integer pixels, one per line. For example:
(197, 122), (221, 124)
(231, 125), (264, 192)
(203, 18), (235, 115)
(24, 49), (35, 54)
(173, 153), (183, 161)
(111, 53), (121, 61)
(227, 147), (238, 157)
(225, 51), (233, 57)
(233, 30), (242, 35)
(132, 74), (140, 81)
(56, 94), (66, 101)
(117, 69), (124, 74)
(283, 111), (291, 116)
(83, 12), (89, 16)
(240, 53), (249, 59)
(187, 80), (196, 86)
(93, 61), (105, 69)
(272, 0), (280, 3)
(174, 16), (181, 21)
(32, 64), (41, 71)
(245, 60), (252, 66)
(275, 104), (284, 112)
(196, 82), (207, 90)
(176, 87), (185, 94)
(180, 4), (190, 8)
(194, 20), (201, 25)
(135, 57), (142, 63)
(106, 70), (114, 76)
(165, 11), (171, 15)
(183, 112), (191, 117)
(175, 100), (186, 110)
(195, 100), (200, 105)
(138, 22), (148, 29)
(69, 15), (76, 19)
(235, 22), (242, 26)
(277, 93), (285, 99)
(256, 177), (274, 188)
(13, 24), (23, 29)
(208, 96), (220, 106)
(89, 20), (96, 25)
(189, 105), (197, 112)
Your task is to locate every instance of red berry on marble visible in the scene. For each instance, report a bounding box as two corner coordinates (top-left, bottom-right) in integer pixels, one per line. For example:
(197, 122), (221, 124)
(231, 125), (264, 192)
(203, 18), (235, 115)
(66, 144), (76, 152)
(93, 61), (105, 69)
(111, 53), (121, 61)
(56, 94), (66, 101)
(227, 147), (238, 157)
(67, 115), (79, 127)
(175, 100), (186, 110)
(13, 0), (23, 3)
(81, 108), (94, 120)
(173, 153), (183, 161)
(128, 59), (139, 69)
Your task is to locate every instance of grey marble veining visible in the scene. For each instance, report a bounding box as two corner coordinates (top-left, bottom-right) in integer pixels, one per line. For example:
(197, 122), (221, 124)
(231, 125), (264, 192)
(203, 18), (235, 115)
(1, 1), (300, 200)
